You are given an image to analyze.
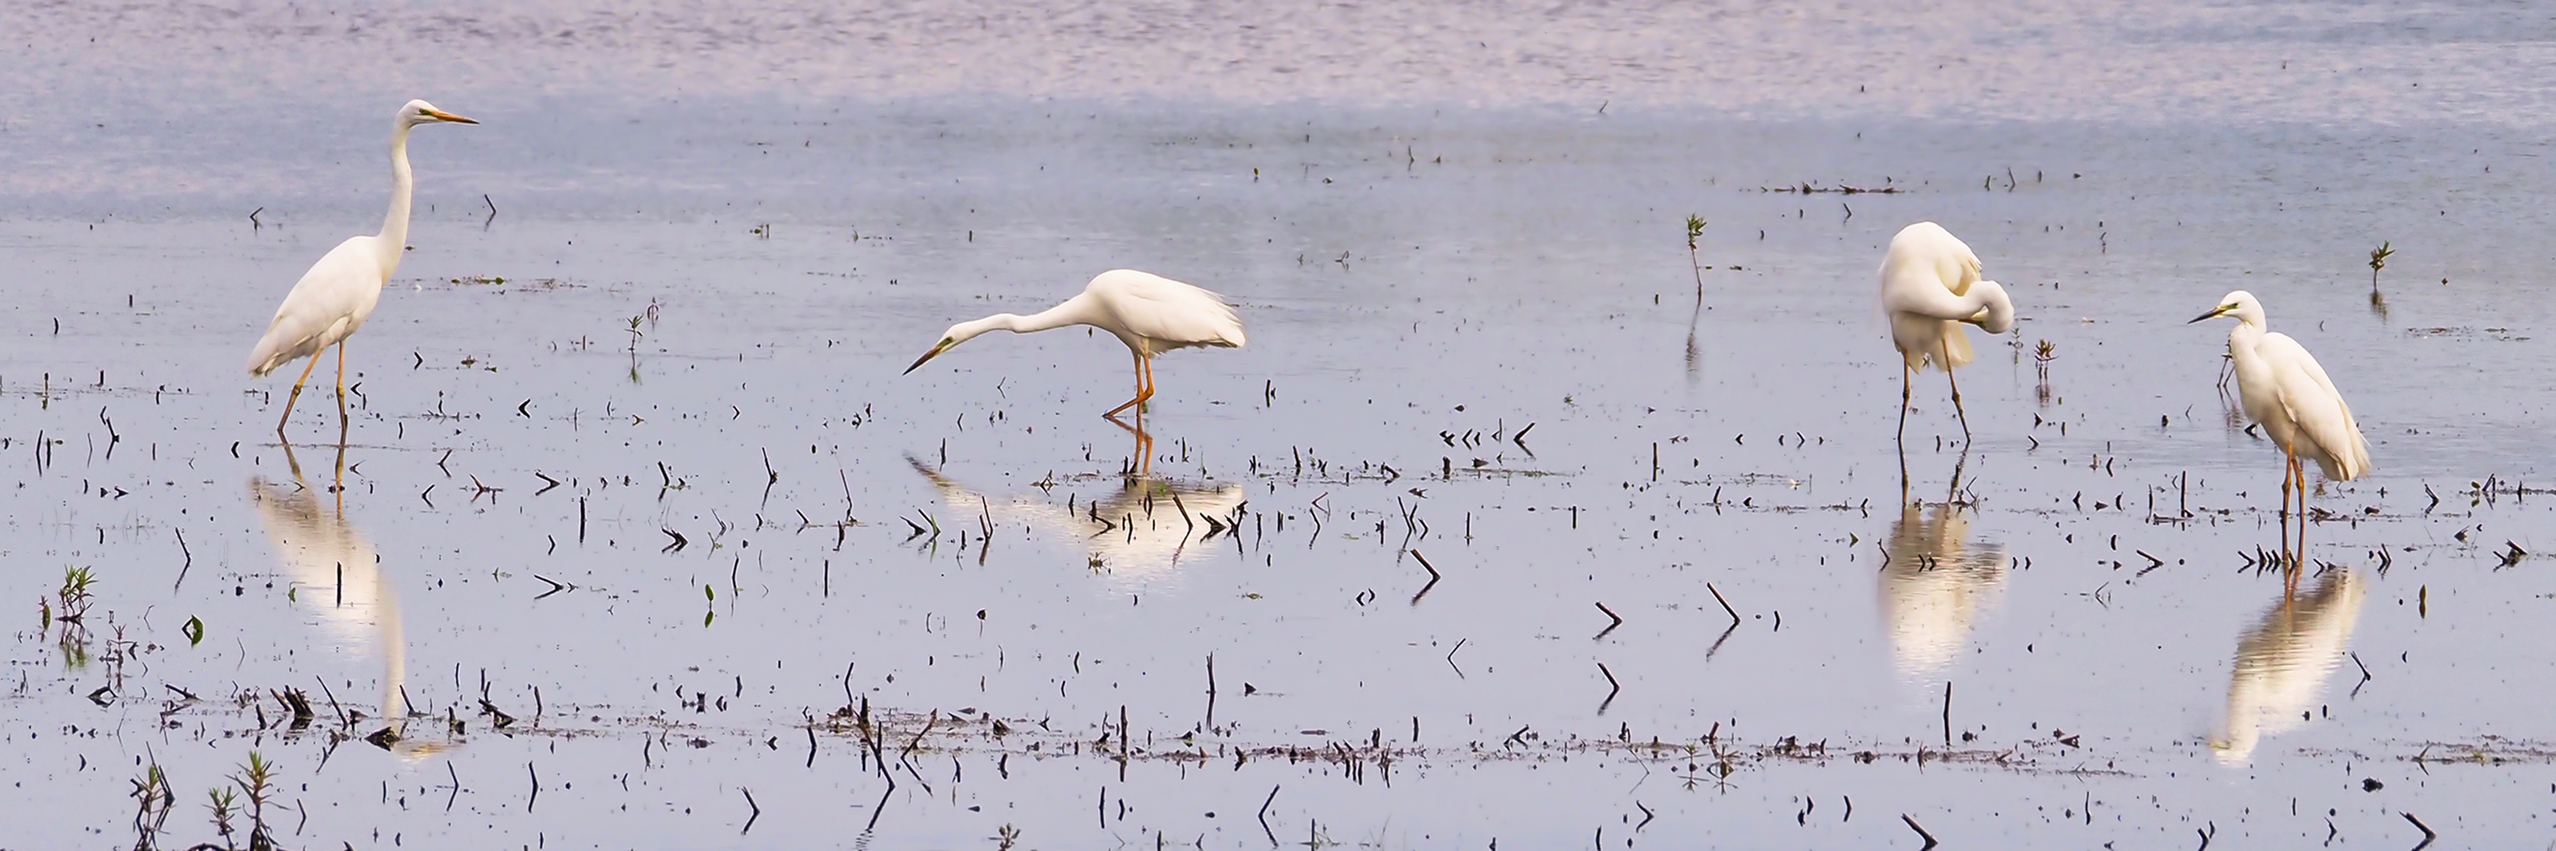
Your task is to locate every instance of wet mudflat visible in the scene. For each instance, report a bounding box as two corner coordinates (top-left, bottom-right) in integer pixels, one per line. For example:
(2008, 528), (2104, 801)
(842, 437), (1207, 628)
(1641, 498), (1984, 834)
(9, 1), (2556, 849)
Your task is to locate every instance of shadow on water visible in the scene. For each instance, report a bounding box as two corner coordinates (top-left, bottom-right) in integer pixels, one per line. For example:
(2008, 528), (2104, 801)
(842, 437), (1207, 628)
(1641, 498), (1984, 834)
(908, 454), (1249, 586)
(2211, 569), (2365, 765)
(248, 442), (448, 759)
(1879, 456), (2007, 685)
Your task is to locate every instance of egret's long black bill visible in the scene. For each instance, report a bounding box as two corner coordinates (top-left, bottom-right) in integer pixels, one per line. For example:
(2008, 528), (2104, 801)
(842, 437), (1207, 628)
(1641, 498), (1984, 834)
(2186, 309), (2224, 324)
(903, 345), (946, 375)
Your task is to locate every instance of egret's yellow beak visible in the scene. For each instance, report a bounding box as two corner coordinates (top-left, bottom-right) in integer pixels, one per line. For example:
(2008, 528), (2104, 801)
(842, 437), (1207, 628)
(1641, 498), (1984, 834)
(427, 109), (479, 125)
(903, 339), (953, 374)
(2187, 304), (2233, 324)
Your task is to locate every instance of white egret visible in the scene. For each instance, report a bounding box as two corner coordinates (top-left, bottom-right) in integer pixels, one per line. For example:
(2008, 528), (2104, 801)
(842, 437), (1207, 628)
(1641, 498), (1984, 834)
(905, 269), (1246, 418)
(2189, 291), (2371, 557)
(246, 99), (477, 437)
(1879, 222), (2016, 440)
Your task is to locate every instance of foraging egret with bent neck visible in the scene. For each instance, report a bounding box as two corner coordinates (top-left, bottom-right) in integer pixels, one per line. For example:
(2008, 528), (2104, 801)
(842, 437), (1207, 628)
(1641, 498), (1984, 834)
(1878, 222), (2016, 441)
(905, 269), (1246, 419)
(246, 99), (477, 438)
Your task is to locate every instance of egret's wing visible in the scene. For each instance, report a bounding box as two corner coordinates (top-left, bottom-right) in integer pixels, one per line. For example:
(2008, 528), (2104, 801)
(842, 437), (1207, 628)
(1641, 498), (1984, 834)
(247, 236), (384, 375)
(2261, 333), (2372, 479)
(1088, 269), (1246, 347)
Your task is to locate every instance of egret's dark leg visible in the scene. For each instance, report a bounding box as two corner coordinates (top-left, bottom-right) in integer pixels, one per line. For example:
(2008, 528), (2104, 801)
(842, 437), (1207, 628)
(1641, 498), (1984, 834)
(333, 341), (350, 430)
(1896, 362), (1913, 444)
(278, 350), (324, 437)
(1941, 339), (1971, 442)
(1104, 349), (1146, 419)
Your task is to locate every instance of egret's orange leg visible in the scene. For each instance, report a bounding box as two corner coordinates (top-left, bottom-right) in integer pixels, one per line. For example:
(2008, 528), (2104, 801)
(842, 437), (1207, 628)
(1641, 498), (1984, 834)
(1139, 355), (1156, 416)
(277, 350), (325, 437)
(1104, 349), (1146, 419)
(1941, 338), (1971, 442)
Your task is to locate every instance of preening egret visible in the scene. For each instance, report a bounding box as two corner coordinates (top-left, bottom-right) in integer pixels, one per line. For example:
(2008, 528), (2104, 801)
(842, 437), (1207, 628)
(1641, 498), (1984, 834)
(905, 269), (1246, 418)
(2189, 291), (2371, 557)
(1879, 222), (2015, 441)
(246, 100), (477, 438)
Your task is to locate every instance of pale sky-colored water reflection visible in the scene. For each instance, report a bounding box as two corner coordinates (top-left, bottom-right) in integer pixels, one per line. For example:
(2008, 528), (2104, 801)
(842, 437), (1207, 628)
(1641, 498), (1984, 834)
(5, 1), (2556, 848)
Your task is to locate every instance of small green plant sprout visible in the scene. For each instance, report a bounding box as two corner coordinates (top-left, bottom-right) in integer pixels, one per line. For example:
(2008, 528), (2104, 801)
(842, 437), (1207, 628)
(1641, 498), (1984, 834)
(2034, 340), (2057, 366)
(2368, 241), (2393, 291)
(996, 823), (1022, 850)
(229, 751), (277, 850)
(129, 762), (173, 843)
(1684, 215), (1709, 299)
(205, 786), (237, 849)
(56, 566), (96, 624)
(183, 616), (205, 647)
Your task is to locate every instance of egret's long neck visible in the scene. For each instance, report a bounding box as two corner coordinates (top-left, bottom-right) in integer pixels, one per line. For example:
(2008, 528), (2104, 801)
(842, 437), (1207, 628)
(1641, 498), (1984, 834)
(992, 295), (1100, 335)
(2227, 317), (2264, 354)
(378, 122), (415, 271)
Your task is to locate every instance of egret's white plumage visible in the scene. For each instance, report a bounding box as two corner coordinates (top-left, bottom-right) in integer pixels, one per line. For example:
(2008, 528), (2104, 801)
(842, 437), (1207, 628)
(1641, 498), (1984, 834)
(1879, 222), (2015, 438)
(2191, 291), (2370, 555)
(247, 99), (476, 436)
(905, 269), (1246, 418)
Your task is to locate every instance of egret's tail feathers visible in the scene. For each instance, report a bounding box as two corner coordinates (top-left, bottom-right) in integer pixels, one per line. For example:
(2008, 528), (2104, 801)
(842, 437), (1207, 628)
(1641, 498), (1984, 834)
(2319, 431), (2374, 482)
(1925, 324), (1976, 371)
(246, 326), (317, 378)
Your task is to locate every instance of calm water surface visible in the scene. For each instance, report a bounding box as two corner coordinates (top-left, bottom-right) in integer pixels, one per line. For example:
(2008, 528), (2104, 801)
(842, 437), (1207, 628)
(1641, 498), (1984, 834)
(5, 1), (2556, 848)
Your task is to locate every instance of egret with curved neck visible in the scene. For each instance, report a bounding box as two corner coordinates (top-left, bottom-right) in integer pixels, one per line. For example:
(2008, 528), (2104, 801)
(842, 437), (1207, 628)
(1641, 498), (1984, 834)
(906, 269), (1246, 419)
(2190, 290), (2370, 563)
(247, 99), (476, 439)
(1879, 222), (2016, 442)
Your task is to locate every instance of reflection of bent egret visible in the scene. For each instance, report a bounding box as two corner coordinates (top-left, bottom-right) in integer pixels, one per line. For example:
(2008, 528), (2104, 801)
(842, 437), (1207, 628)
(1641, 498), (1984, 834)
(2212, 570), (2364, 764)
(249, 463), (448, 759)
(1878, 501), (2006, 682)
(910, 457), (1247, 587)
(1879, 222), (2017, 441)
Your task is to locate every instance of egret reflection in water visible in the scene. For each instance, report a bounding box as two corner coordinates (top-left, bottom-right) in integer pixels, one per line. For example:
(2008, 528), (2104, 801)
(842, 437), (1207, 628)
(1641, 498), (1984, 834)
(1878, 489), (2007, 683)
(909, 455), (1248, 585)
(248, 444), (446, 758)
(2212, 569), (2365, 764)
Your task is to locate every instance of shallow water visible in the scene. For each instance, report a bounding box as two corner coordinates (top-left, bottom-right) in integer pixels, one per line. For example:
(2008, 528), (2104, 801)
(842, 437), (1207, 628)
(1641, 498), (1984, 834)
(8, 1), (2556, 849)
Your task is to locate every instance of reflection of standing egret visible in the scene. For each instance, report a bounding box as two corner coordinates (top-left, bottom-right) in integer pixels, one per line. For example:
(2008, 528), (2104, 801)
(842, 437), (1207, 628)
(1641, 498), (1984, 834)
(248, 446), (447, 758)
(2212, 569), (2364, 764)
(909, 456), (1248, 586)
(1878, 497), (2006, 683)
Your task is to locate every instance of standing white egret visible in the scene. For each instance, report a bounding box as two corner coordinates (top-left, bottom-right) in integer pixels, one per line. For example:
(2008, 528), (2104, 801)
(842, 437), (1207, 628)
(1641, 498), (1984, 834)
(246, 99), (477, 438)
(905, 269), (1246, 418)
(2190, 291), (2371, 558)
(1879, 222), (2016, 441)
